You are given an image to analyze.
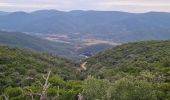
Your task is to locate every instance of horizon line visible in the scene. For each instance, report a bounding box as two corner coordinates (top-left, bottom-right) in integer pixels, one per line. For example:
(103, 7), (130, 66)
(1, 9), (170, 14)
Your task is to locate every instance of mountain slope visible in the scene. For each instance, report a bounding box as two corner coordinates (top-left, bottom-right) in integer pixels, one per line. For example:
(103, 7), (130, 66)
(0, 46), (78, 93)
(0, 41), (170, 99)
(0, 31), (75, 57)
(80, 40), (170, 99)
(84, 40), (170, 79)
(0, 10), (170, 42)
(0, 10), (133, 34)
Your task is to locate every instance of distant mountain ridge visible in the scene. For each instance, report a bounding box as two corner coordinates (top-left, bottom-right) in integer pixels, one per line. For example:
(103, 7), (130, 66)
(0, 10), (170, 42)
(0, 11), (9, 15)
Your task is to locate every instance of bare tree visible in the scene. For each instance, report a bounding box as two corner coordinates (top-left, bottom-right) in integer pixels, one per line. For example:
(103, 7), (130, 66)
(40, 71), (51, 100)
(3, 95), (9, 100)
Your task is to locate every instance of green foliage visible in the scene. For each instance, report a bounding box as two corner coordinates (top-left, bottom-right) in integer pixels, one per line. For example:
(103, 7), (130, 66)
(82, 40), (170, 99)
(162, 58), (170, 67)
(3, 87), (24, 100)
(0, 46), (78, 95)
(82, 76), (110, 100)
(82, 75), (158, 100)
(4, 87), (22, 97)
(49, 75), (66, 87)
(108, 77), (157, 100)
(1, 40), (170, 99)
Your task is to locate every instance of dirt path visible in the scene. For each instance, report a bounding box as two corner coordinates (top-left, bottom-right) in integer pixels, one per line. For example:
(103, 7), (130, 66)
(80, 62), (87, 71)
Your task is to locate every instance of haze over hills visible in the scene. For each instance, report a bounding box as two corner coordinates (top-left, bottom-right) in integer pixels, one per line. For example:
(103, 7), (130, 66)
(0, 11), (170, 97)
(0, 31), (75, 57)
(1, 0), (170, 99)
(0, 10), (170, 42)
(1, 10), (170, 60)
(0, 11), (8, 15)
(0, 31), (115, 60)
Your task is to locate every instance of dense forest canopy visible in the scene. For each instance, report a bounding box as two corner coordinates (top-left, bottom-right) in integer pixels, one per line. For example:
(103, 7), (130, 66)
(0, 40), (170, 100)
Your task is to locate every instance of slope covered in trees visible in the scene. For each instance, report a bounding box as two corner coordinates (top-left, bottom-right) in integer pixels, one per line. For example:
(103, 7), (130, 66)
(1, 40), (170, 100)
(81, 40), (170, 99)
(0, 46), (79, 94)
(85, 40), (170, 78)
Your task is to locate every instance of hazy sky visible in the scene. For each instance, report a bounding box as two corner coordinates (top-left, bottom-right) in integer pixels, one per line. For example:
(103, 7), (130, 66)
(1, 0), (170, 12)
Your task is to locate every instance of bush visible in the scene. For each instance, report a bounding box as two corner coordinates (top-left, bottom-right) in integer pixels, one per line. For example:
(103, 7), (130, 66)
(82, 76), (158, 100)
(108, 77), (157, 100)
(49, 75), (65, 87)
(82, 76), (111, 100)
(4, 87), (24, 100)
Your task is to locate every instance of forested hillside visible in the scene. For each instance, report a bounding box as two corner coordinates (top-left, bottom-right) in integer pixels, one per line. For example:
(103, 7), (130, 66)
(0, 46), (82, 99)
(1, 40), (170, 100)
(85, 40), (170, 78)
(82, 40), (170, 99)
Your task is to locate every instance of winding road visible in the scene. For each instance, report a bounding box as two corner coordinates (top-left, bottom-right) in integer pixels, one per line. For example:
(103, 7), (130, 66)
(80, 62), (87, 71)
